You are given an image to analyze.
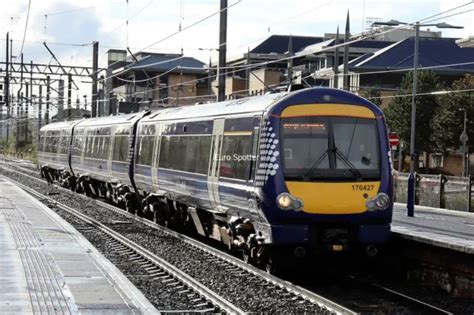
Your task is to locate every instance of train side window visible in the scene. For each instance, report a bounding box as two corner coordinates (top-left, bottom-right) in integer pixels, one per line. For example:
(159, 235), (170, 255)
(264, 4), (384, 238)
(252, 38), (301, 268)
(90, 136), (97, 158)
(44, 137), (50, 152)
(183, 136), (197, 172)
(95, 137), (103, 159)
(85, 136), (93, 158)
(174, 136), (187, 171)
(158, 136), (171, 168)
(113, 135), (129, 162)
(102, 137), (111, 160)
(219, 135), (252, 180)
(138, 136), (154, 166)
(72, 136), (82, 156)
(51, 136), (58, 153)
(195, 136), (211, 174)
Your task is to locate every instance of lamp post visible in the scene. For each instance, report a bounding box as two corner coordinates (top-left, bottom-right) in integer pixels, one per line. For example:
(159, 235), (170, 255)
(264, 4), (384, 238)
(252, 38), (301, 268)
(460, 108), (468, 177)
(373, 19), (463, 217)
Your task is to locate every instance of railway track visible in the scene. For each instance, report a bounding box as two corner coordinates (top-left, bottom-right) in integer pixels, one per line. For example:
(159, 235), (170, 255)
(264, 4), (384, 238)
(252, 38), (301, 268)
(0, 159), (353, 314)
(15, 179), (241, 314)
(0, 157), (457, 314)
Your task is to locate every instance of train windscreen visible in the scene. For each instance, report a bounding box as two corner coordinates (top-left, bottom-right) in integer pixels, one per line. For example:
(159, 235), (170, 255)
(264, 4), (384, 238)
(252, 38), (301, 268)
(281, 117), (380, 181)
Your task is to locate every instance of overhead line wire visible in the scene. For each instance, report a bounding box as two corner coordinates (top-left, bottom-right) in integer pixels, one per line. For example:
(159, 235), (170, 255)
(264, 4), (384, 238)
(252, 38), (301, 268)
(20, 0), (32, 55)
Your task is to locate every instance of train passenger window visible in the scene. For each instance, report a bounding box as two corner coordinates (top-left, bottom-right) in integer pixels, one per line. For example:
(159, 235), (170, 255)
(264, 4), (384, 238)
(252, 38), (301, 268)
(89, 137), (95, 158)
(44, 137), (50, 152)
(195, 136), (211, 174)
(102, 137), (111, 160)
(85, 136), (93, 158)
(51, 136), (58, 153)
(183, 137), (197, 172)
(173, 137), (186, 170)
(94, 137), (102, 159)
(113, 135), (129, 162)
(219, 135), (253, 180)
(72, 136), (83, 156)
(59, 136), (69, 154)
(158, 136), (171, 168)
(137, 136), (154, 166)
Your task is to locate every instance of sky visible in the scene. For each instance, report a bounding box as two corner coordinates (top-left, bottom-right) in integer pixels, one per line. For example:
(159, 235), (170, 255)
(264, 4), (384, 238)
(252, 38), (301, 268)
(0, 0), (473, 103)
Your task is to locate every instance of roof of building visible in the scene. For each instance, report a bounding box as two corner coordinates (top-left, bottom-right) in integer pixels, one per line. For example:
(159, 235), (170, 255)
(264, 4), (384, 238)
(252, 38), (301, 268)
(350, 37), (474, 73)
(327, 39), (394, 49)
(250, 35), (324, 54)
(297, 37), (394, 57)
(124, 53), (207, 74)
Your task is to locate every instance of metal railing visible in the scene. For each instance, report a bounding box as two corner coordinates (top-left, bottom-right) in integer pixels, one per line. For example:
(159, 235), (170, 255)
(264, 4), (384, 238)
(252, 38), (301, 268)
(393, 172), (473, 212)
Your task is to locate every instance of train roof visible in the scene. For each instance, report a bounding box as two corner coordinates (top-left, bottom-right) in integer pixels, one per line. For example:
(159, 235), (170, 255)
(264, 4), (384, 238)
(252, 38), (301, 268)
(141, 92), (288, 123)
(74, 112), (146, 128)
(40, 119), (82, 131)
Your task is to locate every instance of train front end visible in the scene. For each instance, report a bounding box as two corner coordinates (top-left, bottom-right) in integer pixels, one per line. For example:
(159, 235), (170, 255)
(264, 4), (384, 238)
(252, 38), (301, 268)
(258, 88), (393, 256)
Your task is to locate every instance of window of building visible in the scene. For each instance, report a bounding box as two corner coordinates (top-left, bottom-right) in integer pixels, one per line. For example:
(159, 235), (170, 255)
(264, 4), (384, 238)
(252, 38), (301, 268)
(430, 154), (444, 168)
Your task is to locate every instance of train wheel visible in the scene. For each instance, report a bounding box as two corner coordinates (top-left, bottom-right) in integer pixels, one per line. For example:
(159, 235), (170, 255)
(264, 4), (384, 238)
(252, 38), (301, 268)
(242, 250), (252, 264)
(264, 257), (277, 275)
(154, 201), (170, 226)
(125, 198), (137, 214)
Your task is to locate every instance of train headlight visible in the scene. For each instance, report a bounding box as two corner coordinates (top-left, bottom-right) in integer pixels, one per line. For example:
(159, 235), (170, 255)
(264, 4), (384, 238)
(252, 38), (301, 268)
(375, 193), (389, 209)
(276, 193), (303, 211)
(366, 193), (390, 211)
(277, 193), (292, 209)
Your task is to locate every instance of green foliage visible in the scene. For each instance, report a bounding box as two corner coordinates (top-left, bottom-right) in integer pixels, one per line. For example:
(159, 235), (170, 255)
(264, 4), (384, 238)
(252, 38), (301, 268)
(384, 70), (443, 153)
(360, 87), (382, 107)
(431, 75), (474, 152)
(0, 130), (37, 162)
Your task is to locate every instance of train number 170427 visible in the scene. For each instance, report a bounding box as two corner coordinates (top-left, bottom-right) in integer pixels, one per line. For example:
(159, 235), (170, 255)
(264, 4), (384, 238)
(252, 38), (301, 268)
(352, 184), (374, 191)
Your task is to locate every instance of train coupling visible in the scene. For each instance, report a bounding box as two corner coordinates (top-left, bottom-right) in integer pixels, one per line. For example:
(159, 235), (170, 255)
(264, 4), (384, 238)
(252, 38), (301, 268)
(366, 244), (378, 257)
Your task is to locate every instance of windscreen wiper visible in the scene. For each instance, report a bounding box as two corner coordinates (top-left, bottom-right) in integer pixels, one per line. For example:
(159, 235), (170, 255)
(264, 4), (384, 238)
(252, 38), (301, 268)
(333, 147), (363, 180)
(302, 149), (329, 181)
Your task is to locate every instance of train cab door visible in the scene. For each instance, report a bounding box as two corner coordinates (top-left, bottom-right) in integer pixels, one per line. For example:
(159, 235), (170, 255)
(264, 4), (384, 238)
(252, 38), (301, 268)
(207, 118), (225, 211)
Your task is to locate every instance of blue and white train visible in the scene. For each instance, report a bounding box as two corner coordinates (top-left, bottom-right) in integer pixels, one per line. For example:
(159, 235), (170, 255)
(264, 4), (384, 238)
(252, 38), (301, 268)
(38, 87), (393, 267)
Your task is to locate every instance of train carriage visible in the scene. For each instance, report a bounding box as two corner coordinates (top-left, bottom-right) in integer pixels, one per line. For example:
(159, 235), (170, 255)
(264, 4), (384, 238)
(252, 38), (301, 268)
(38, 119), (82, 183)
(69, 112), (148, 202)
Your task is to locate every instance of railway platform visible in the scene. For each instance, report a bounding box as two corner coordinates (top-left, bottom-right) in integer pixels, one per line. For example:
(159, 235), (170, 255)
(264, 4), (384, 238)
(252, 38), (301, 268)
(392, 203), (474, 254)
(0, 175), (157, 314)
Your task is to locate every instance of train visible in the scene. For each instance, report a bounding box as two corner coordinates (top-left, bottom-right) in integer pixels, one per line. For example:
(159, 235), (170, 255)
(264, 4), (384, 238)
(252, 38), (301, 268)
(38, 87), (393, 269)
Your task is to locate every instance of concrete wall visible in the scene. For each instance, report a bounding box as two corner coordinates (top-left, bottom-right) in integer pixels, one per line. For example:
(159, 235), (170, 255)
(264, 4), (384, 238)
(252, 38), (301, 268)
(248, 68), (282, 95)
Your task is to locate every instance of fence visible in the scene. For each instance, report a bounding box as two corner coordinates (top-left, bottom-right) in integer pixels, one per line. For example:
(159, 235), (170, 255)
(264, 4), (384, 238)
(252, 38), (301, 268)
(393, 172), (473, 212)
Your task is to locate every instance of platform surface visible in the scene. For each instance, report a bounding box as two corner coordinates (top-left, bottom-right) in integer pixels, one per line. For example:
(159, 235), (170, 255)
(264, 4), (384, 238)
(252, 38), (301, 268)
(392, 203), (474, 254)
(0, 175), (158, 314)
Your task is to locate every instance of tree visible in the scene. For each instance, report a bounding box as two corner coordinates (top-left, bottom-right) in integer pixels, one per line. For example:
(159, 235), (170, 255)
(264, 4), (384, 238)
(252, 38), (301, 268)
(431, 75), (474, 152)
(360, 86), (382, 107)
(384, 70), (443, 159)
